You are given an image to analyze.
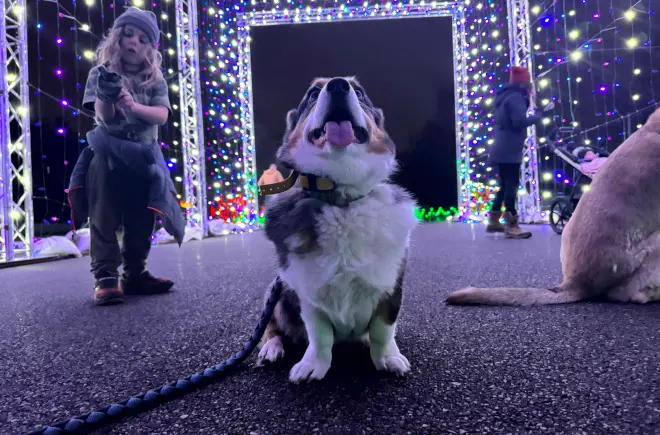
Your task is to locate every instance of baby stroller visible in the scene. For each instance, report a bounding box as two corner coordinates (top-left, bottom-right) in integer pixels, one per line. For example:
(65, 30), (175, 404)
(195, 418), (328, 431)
(545, 127), (610, 235)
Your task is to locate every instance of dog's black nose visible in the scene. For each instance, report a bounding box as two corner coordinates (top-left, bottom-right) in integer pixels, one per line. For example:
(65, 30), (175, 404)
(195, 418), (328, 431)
(326, 78), (351, 95)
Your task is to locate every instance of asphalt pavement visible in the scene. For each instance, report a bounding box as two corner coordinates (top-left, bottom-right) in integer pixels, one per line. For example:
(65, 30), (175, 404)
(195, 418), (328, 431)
(1, 222), (659, 434)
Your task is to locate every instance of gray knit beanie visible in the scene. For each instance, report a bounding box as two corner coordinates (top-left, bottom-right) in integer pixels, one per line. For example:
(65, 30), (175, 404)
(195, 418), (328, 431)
(114, 7), (160, 44)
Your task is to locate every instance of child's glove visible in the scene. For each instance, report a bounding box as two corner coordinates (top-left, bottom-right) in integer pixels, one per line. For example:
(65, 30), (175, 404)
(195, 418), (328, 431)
(96, 65), (123, 104)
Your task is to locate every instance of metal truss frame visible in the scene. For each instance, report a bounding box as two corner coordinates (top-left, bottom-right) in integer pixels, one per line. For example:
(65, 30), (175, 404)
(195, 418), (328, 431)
(175, 0), (208, 235)
(0, 0), (33, 262)
(507, 0), (542, 223)
(451, 6), (471, 220)
(236, 3), (471, 215)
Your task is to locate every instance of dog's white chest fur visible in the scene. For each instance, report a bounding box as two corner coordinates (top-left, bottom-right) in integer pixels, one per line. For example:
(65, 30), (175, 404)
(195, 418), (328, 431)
(280, 184), (416, 339)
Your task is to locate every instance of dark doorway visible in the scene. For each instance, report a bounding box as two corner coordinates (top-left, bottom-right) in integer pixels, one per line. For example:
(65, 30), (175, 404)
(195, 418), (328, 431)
(250, 16), (457, 210)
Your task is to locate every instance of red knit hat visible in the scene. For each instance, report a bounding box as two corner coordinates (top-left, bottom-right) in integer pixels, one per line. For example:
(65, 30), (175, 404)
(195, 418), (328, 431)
(509, 66), (531, 84)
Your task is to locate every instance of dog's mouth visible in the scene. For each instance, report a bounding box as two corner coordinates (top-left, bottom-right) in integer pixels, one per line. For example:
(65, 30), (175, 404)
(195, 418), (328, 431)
(307, 109), (369, 148)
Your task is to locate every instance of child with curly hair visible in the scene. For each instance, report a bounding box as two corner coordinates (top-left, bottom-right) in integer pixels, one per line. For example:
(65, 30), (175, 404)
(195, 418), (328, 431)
(68, 7), (185, 305)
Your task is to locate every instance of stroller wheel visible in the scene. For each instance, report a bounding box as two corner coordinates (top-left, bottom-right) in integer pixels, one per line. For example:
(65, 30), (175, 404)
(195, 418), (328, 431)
(549, 197), (573, 235)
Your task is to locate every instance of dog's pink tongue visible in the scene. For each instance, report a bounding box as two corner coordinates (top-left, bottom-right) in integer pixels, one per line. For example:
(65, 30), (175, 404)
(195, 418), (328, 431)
(324, 121), (354, 147)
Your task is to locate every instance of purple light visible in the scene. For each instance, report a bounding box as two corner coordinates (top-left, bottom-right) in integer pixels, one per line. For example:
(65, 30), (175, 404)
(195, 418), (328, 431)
(55, 69), (63, 76)
(57, 128), (65, 135)
(56, 38), (63, 45)
(61, 100), (68, 106)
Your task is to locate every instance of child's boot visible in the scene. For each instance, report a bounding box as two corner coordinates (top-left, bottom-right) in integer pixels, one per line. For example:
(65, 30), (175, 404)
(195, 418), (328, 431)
(121, 270), (174, 295)
(94, 275), (124, 306)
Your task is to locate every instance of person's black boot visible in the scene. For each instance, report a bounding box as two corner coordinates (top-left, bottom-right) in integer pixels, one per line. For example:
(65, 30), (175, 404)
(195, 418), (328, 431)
(121, 270), (174, 295)
(93, 276), (124, 306)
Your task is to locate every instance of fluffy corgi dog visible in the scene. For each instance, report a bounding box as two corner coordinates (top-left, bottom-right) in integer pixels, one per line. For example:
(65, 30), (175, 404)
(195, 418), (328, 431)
(257, 77), (417, 383)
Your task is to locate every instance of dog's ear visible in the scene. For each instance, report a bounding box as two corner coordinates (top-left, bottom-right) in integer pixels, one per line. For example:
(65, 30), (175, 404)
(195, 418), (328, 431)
(285, 108), (299, 133)
(373, 108), (385, 129)
(277, 108), (300, 171)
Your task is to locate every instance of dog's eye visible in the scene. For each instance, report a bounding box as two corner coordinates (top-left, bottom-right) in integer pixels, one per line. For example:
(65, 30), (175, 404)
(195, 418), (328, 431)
(355, 90), (364, 100)
(309, 90), (320, 100)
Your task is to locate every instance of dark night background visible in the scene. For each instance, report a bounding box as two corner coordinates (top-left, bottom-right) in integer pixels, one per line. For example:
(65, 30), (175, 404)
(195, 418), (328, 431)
(250, 17), (458, 210)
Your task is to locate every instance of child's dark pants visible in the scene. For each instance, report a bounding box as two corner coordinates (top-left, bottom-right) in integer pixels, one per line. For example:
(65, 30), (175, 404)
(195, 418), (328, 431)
(87, 153), (155, 280)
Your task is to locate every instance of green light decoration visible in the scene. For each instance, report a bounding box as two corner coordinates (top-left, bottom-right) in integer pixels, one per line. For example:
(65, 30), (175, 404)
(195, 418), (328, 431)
(254, 206), (458, 227)
(414, 206), (459, 222)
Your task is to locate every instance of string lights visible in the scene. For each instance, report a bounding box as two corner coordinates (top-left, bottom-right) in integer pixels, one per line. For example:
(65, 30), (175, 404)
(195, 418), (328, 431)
(198, 4), (258, 226)
(530, 0), (657, 206)
(460, 0), (510, 218)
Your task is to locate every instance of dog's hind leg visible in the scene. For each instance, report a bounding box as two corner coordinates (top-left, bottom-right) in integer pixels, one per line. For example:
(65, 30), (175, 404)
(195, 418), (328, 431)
(256, 280), (287, 366)
(256, 310), (286, 366)
(608, 244), (660, 304)
(368, 258), (410, 376)
(257, 279), (309, 366)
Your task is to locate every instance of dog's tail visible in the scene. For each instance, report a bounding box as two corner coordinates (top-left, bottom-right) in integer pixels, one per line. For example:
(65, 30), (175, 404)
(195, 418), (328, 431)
(445, 282), (584, 306)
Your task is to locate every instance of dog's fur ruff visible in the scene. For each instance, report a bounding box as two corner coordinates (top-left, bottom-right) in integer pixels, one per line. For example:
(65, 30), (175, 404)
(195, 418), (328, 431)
(257, 77), (417, 383)
(446, 107), (660, 306)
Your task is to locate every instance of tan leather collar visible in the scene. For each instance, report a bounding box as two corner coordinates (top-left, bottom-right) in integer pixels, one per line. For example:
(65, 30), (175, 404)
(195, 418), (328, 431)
(259, 171), (365, 207)
(258, 172), (337, 197)
(258, 171), (300, 196)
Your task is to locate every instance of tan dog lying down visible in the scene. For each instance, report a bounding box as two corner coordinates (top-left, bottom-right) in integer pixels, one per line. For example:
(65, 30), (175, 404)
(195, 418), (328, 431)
(447, 107), (660, 306)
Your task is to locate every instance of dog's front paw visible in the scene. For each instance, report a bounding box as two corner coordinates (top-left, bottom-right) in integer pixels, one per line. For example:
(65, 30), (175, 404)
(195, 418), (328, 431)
(289, 356), (331, 383)
(256, 336), (285, 366)
(371, 350), (411, 376)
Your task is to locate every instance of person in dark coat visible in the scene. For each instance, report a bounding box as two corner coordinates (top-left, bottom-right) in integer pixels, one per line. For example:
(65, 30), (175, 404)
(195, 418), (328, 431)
(68, 8), (185, 305)
(486, 66), (542, 239)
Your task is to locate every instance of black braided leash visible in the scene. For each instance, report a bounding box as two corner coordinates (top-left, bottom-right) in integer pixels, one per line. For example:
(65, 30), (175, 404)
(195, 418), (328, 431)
(27, 278), (283, 435)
